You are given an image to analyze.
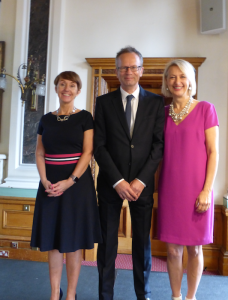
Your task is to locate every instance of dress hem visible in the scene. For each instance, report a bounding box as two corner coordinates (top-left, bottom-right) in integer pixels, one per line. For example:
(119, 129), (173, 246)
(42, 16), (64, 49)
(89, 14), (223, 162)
(30, 243), (101, 253)
(157, 234), (213, 246)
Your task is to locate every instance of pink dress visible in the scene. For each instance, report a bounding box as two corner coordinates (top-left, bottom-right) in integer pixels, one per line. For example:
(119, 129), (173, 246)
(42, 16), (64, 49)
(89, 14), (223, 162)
(158, 101), (219, 245)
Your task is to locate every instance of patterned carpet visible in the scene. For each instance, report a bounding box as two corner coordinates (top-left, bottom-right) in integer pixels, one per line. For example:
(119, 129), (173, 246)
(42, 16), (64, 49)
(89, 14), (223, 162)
(81, 254), (219, 275)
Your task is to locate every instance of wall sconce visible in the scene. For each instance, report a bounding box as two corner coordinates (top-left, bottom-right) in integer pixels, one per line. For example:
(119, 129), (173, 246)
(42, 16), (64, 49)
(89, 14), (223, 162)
(0, 55), (46, 111)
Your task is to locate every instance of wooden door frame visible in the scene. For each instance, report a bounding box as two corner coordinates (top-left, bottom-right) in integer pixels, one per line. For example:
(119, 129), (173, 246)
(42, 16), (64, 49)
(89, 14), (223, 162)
(85, 57), (206, 261)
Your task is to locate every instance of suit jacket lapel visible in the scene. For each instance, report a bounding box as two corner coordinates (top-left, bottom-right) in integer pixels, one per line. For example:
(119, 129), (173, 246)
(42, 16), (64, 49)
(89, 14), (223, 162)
(111, 88), (131, 140)
(132, 86), (147, 138)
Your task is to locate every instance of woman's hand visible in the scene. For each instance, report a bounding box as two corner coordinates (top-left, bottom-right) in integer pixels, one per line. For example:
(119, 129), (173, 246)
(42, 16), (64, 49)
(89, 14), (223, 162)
(45, 178), (74, 197)
(195, 190), (211, 213)
(42, 179), (52, 191)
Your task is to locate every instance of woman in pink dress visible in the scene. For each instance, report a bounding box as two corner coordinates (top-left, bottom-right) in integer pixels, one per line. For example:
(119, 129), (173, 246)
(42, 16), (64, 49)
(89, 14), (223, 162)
(158, 59), (219, 300)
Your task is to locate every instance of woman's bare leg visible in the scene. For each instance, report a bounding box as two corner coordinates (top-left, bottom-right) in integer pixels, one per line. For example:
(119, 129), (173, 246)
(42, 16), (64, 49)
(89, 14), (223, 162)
(167, 243), (184, 298)
(48, 250), (64, 300)
(186, 245), (203, 299)
(65, 249), (82, 300)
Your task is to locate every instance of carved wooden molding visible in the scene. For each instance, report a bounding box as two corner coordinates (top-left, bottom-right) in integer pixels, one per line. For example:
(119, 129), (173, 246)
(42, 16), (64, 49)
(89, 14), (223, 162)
(86, 57), (206, 181)
(86, 57), (206, 118)
(85, 57), (219, 264)
(86, 57), (206, 68)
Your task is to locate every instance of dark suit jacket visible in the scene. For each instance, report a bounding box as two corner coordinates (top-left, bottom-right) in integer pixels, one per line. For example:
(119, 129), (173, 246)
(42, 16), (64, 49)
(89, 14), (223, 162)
(94, 86), (165, 198)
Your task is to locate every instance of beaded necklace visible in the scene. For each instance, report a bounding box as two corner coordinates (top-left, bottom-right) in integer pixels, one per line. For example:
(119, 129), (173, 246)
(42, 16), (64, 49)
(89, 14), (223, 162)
(56, 106), (77, 121)
(169, 98), (193, 122)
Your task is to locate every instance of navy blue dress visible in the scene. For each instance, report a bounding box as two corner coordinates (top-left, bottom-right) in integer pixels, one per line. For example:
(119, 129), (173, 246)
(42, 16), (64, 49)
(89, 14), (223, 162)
(31, 110), (102, 253)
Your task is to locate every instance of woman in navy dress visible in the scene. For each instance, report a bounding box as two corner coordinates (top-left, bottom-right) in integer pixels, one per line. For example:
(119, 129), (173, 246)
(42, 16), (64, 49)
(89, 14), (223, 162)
(31, 71), (102, 300)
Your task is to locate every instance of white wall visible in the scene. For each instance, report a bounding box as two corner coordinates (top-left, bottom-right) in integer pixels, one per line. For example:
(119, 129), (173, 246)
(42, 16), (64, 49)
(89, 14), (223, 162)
(0, 0), (227, 203)
(0, 0), (16, 154)
(58, 0), (228, 204)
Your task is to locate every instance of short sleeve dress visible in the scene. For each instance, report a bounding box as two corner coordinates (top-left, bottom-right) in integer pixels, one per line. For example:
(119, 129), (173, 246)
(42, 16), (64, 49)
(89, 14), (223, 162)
(31, 110), (102, 253)
(158, 101), (219, 246)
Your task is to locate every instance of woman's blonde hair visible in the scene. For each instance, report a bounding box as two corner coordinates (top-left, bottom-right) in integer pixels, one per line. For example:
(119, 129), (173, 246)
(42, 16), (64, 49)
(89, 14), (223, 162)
(161, 59), (196, 97)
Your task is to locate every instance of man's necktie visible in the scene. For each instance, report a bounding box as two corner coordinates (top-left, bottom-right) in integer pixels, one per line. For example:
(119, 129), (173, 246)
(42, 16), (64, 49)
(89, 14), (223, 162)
(125, 95), (134, 133)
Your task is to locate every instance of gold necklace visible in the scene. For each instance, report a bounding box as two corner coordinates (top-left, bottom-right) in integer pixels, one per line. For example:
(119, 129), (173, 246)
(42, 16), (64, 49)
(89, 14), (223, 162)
(169, 98), (193, 122)
(56, 106), (77, 122)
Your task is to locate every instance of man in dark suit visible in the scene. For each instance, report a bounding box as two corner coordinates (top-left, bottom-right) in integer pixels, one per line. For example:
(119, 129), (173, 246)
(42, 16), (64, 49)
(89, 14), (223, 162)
(94, 46), (165, 300)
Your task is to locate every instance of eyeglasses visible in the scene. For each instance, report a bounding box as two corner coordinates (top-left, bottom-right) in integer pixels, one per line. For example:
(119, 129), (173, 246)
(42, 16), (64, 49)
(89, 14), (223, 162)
(117, 66), (142, 73)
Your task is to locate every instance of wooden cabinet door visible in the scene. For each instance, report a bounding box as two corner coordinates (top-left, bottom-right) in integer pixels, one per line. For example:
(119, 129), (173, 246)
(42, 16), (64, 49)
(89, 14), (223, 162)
(86, 57), (205, 259)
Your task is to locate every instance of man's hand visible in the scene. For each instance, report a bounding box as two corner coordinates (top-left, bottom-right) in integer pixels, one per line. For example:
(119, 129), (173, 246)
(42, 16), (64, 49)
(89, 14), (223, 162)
(115, 180), (137, 202)
(130, 179), (145, 199)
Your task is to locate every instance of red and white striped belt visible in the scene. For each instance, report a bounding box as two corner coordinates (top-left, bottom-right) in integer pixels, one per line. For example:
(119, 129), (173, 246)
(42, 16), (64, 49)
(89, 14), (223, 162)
(45, 153), (82, 165)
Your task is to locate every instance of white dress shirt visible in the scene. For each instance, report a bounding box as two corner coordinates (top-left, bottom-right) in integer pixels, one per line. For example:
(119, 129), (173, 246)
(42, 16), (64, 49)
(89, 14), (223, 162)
(113, 85), (146, 189)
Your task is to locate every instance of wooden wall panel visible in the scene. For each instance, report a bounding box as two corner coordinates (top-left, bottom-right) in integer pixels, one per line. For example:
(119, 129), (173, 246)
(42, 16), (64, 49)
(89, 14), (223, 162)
(0, 197), (47, 261)
(219, 207), (228, 275)
(0, 196), (228, 275)
(0, 201), (35, 239)
(3, 210), (33, 230)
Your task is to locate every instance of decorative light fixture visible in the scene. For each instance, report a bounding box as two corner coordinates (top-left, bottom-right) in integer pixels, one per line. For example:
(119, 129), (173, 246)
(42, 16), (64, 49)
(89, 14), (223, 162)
(0, 55), (46, 111)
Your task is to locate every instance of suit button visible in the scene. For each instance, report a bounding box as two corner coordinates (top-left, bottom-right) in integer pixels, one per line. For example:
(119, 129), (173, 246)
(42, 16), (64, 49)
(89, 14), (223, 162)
(129, 162), (131, 166)
(131, 145), (134, 148)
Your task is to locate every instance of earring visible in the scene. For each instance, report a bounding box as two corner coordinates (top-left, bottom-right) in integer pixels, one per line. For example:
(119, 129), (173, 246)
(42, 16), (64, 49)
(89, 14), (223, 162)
(166, 88), (169, 91)
(188, 86), (192, 90)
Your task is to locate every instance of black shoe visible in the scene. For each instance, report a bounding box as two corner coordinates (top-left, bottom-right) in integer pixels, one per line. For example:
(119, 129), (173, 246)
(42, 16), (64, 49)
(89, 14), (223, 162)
(59, 288), (63, 300)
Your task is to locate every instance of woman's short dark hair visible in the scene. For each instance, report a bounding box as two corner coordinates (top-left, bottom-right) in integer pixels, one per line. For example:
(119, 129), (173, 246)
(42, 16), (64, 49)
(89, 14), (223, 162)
(54, 71), (82, 90)
(115, 46), (143, 67)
